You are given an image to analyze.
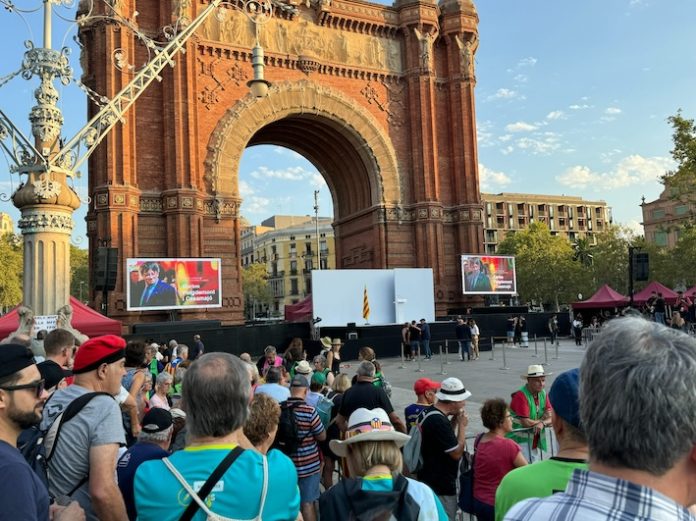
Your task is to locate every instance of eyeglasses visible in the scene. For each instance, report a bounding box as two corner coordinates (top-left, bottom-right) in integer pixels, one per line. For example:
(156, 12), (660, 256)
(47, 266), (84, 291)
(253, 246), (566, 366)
(0, 379), (45, 398)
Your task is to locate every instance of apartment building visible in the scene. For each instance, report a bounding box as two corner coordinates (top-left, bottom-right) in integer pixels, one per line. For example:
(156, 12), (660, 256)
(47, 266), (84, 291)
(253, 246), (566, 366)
(242, 215), (335, 316)
(481, 193), (611, 253)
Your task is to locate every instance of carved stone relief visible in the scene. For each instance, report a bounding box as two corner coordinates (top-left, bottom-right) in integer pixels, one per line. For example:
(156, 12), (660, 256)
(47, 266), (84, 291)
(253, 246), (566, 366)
(200, 10), (403, 74)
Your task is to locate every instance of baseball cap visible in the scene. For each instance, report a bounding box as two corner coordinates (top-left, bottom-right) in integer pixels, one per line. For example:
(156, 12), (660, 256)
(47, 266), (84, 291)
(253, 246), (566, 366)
(141, 408), (173, 433)
(0, 344), (35, 379)
(37, 360), (72, 390)
(413, 378), (440, 396)
(549, 368), (581, 429)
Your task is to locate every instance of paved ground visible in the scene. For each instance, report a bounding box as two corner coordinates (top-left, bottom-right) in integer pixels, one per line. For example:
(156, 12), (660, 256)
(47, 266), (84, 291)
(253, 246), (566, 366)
(340, 337), (586, 435)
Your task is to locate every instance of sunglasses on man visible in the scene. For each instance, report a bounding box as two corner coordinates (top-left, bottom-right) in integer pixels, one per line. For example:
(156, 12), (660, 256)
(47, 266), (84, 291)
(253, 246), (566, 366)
(0, 379), (45, 398)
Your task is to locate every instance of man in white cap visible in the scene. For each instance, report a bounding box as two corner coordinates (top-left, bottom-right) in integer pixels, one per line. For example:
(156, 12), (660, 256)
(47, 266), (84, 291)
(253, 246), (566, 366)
(507, 364), (552, 462)
(417, 377), (471, 520)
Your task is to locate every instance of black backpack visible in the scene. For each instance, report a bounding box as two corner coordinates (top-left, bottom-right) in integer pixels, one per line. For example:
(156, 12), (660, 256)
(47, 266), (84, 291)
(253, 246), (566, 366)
(18, 391), (112, 493)
(272, 400), (306, 456)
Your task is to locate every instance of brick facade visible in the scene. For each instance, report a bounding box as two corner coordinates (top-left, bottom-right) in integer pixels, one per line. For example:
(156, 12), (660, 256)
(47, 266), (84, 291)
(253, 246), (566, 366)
(80, 0), (484, 325)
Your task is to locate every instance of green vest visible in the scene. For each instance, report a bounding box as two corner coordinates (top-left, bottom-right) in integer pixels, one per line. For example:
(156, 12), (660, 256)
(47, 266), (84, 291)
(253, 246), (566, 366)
(507, 385), (547, 451)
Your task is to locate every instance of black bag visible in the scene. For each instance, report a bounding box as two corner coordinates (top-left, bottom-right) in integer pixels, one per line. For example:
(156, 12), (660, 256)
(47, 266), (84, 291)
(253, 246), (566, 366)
(458, 433), (483, 514)
(18, 392), (112, 493)
(272, 400), (305, 456)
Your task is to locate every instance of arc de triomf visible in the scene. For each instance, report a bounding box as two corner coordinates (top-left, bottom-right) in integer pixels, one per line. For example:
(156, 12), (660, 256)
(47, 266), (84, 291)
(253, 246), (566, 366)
(81, 0), (483, 325)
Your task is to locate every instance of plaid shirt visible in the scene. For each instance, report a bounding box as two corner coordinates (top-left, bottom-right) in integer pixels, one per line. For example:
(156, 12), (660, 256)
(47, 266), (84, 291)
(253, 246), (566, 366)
(504, 469), (696, 521)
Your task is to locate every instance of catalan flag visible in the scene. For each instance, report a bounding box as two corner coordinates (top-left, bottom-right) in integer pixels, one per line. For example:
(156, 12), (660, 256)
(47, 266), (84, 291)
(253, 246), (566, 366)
(362, 285), (370, 321)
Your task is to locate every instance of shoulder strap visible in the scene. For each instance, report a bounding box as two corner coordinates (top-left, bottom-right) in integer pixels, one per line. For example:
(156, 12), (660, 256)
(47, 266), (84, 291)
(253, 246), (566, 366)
(417, 409), (443, 428)
(473, 432), (484, 451)
(176, 447), (245, 521)
(46, 391), (113, 461)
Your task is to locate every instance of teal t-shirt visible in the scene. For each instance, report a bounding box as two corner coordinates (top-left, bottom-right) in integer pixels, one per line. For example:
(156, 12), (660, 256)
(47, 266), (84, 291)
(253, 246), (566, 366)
(494, 456), (588, 521)
(134, 446), (300, 521)
(361, 475), (449, 521)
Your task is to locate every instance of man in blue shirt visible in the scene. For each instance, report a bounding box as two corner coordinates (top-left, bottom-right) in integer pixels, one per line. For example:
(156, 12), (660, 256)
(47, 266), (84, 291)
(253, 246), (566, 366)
(135, 353), (300, 521)
(419, 319), (432, 359)
(505, 318), (696, 521)
(117, 408), (173, 520)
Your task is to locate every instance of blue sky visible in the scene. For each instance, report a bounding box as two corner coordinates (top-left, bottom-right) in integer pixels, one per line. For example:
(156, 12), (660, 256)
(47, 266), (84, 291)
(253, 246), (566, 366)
(1, 0), (695, 236)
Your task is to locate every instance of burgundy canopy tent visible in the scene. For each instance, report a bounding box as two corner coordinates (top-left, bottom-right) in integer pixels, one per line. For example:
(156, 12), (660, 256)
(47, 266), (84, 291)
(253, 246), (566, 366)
(284, 294), (313, 323)
(632, 282), (679, 306)
(685, 285), (696, 299)
(0, 297), (122, 340)
(572, 284), (629, 309)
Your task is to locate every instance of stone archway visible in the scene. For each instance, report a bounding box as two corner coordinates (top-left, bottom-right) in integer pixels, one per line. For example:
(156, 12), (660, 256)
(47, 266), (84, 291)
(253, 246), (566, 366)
(206, 79), (402, 221)
(82, 0), (485, 325)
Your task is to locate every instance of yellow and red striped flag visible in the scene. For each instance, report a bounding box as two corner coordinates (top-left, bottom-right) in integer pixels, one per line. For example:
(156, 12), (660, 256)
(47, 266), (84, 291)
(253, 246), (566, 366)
(362, 285), (370, 321)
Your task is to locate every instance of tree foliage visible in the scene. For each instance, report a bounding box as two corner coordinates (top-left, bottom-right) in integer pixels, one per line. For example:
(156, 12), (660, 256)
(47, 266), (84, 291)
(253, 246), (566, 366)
(70, 246), (89, 301)
(662, 111), (696, 203)
(0, 234), (23, 310)
(589, 226), (633, 294)
(497, 222), (587, 311)
(241, 263), (273, 319)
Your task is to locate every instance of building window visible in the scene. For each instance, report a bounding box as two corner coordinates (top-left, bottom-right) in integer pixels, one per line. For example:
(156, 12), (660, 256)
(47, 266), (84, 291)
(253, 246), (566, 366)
(486, 202), (492, 215)
(654, 231), (668, 246)
(290, 260), (297, 275)
(290, 279), (299, 295)
(320, 240), (328, 252)
(676, 205), (689, 216)
(305, 278), (312, 294)
(549, 206), (555, 218)
(320, 258), (328, 269)
(305, 259), (313, 271)
(652, 209), (666, 219)
(305, 243), (312, 255)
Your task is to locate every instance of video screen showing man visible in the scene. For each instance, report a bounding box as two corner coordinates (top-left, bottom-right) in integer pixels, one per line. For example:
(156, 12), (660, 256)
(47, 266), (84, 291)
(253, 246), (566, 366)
(463, 257), (492, 293)
(131, 262), (177, 308)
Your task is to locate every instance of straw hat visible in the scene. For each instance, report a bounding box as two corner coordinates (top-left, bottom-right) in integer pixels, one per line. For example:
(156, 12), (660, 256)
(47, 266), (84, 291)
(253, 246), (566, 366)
(329, 408), (410, 458)
(521, 364), (552, 379)
(320, 337), (332, 349)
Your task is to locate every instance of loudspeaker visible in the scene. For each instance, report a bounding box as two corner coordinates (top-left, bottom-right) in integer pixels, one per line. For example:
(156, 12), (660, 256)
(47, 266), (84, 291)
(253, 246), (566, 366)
(633, 252), (649, 281)
(94, 247), (118, 291)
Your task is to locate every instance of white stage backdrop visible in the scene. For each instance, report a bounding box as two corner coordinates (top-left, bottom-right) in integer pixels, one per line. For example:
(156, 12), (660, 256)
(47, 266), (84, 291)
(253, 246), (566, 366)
(312, 268), (435, 327)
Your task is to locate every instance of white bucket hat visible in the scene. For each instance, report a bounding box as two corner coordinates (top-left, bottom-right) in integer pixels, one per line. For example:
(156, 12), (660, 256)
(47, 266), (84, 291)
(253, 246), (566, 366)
(329, 408), (410, 458)
(435, 377), (472, 402)
(521, 364), (552, 379)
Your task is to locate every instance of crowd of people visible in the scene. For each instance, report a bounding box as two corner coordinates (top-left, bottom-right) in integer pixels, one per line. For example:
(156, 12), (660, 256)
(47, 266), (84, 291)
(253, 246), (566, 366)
(1, 317), (696, 520)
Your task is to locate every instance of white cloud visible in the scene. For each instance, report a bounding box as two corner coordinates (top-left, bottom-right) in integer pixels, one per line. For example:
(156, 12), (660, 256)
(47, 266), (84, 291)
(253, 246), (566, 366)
(518, 57), (538, 67)
(569, 104), (591, 110)
(605, 107), (622, 115)
(238, 180), (255, 197)
(309, 173), (327, 188)
(272, 147), (303, 160)
(479, 163), (512, 190)
(513, 74), (528, 83)
(516, 135), (561, 155)
(499, 134), (513, 143)
(555, 154), (673, 190)
(242, 195), (271, 214)
(251, 165), (311, 181)
(500, 146), (515, 155)
(546, 110), (565, 120)
(487, 88), (526, 101)
(505, 121), (538, 132)
(477, 120), (495, 147)
(619, 219), (644, 237)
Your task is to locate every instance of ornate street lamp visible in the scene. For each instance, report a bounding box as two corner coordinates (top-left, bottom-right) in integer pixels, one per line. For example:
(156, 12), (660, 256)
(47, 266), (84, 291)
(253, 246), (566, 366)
(0, 0), (272, 316)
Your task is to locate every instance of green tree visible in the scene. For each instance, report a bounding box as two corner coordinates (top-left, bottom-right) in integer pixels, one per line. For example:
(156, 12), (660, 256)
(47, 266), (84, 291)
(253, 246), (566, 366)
(241, 263), (273, 319)
(662, 111), (696, 208)
(589, 225), (634, 294)
(498, 222), (587, 311)
(0, 234), (23, 311)
(70, 246), (89, 302)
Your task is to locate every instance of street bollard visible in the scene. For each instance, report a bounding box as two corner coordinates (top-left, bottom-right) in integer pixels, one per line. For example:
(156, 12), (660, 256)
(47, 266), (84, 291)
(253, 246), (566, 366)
(415, 347), (424, 372)
(501, 337), (510, 370)
(399, 347), (406, 369)
(489, 337), (495, 360)
(554, 337), (559, 360)
(533, 334), (538, 357)
(543, 338), (549, 365)
(439, 344), (447, 375)
(444, 339), (451, 365)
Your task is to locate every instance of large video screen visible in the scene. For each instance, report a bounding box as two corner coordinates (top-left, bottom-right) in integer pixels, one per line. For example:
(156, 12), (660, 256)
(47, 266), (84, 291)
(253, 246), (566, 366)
(461, 255), (517, 295)
(126, 258), (222, 311)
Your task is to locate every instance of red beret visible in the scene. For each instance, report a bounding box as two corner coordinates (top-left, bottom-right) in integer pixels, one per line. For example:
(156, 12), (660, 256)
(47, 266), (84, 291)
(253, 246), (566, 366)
(73, 335), (126, 374)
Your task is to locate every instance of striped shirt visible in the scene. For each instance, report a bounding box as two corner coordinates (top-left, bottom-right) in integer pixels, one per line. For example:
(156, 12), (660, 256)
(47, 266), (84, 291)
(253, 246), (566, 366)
(504, 469), (696, 521)
(286, 397), (325, 478)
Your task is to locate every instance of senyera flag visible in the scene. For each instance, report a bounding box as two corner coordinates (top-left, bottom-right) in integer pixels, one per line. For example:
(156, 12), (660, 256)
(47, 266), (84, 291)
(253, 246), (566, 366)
(126, 258), (222, 311)
(362, 285), (370, 321)
(461, 254), (517, 295)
